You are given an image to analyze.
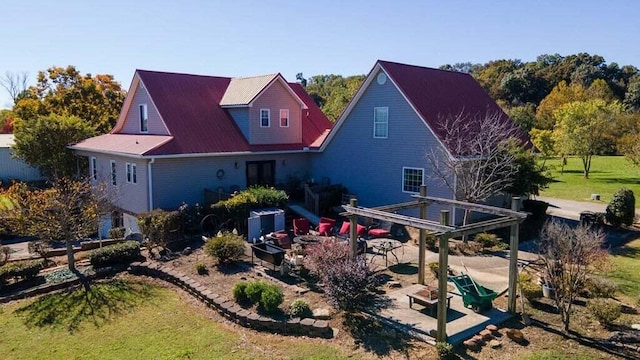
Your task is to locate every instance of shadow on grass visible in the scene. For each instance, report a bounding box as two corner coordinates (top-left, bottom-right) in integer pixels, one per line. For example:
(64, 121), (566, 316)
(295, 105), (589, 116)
(342, 312), (413, 357)
(14, 278), (157, 333)
(598, 178), (640, 185)
(610, 244), (640, 259)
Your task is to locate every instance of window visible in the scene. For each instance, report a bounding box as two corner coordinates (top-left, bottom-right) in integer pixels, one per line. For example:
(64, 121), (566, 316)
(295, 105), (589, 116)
(373, 107), (388, 138)
(126, 162), (137, 184)
(260, 109), (270, 127)
(402, 167), (424, 193)
(90, 156), (97, 181)
(110, 160), (117, 185)
(279, 109), (289, 127)
(139, 104), (148, 132)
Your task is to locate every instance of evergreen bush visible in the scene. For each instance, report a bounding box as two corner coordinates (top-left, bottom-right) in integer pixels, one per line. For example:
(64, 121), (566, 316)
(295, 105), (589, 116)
(605, 188), (635, 226)
(88, 241), (140, 268)
(588, 298), (621, 325)
(204, 232), (245, 265)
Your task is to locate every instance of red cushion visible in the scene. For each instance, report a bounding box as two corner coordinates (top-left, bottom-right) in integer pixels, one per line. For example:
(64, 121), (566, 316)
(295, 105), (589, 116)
(318, 222), (333, 236)
(357, 224), (366, 237)
(369, 228), (390, 237)
(320, 217), (336, 226)
(339, 222), (350, 234)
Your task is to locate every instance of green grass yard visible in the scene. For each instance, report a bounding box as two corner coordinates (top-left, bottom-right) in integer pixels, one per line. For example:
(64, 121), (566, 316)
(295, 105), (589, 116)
(0, 278), (346, 360)
(608, 238), (640, 302)
(539, 156), (640, 203)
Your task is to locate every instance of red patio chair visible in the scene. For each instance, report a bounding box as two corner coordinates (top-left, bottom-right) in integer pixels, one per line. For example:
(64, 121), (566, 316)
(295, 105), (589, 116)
(318, 217), (336, 236)
(293, 218), (310, 235)
(338, 222), (367, 237)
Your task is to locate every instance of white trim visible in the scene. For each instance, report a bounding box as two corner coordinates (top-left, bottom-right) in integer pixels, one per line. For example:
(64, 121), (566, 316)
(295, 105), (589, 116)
(139, 104), (148, 133)
(147, 158), (155, 211)
(401, 166), (424, 194)
(373, 106), (389, 139)
(260, 109), (270, 127)
(318, 62), (455, 161)
(279, 109), (289, 128)
(110, 160), (117, 186)
(112, 73), (171, 135)
(72, 147), (313, 160)
(248, 74), (308, 109)
(126, 162), (137, 184)
(90, 156), (97, 181)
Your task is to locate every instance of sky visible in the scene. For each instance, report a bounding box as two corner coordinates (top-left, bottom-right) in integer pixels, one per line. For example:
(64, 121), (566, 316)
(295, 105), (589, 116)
(1, 0), (639, 108)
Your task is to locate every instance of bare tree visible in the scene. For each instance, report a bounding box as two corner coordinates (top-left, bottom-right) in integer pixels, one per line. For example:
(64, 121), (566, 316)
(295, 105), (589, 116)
(537, 220), (608, 333)
(426, 109), (522, 230)
(0, 71), (29, 104)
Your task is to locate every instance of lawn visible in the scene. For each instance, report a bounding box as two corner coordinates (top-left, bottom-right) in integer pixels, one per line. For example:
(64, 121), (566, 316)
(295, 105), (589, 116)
(539, 156), (640, 203)
(0, 277), (347, 360)
(607, 238), (640, 302)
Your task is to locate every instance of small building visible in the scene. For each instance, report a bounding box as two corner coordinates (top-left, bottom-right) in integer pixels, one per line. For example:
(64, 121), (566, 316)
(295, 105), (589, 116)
(0, 134), (42, 183)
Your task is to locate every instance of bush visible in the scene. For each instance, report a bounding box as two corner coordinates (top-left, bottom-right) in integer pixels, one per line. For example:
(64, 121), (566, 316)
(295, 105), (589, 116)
(260, 285), (284, 314)
(436, 341), (454, 359)
(0, 246), (9, 266)
(289, 299), (312, 318)
(474, 232), (500, 248)
(425, 233), (437, 250)
(0, 259), (44, 284)
(195, 262), (207, 275)
(428, 261), (440, 277)
(584, 276), (618, 298)
(232, 282), (249, 303)
(588, 298), (621, 325)
(606, 188), (636, 226)
(108, 226), (126, 239)
(521, 281), (543, 301)
(137, 209), (182, 249)
(210, 186), (288, 232)
(88, 241), (140, 268)
(305, 239), (377, 311)
(204, 232), (245, 265)
(245, 280), (269, 303)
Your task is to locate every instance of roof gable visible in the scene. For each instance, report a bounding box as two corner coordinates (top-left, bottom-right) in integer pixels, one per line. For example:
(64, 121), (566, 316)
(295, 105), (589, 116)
(220, 73), (307, 109)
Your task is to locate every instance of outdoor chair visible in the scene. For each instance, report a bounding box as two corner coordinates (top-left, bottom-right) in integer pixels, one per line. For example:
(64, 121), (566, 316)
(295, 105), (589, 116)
(367, 221), (392, 238)
(293, 218), (310, 235)
(317, 217), (336, 236)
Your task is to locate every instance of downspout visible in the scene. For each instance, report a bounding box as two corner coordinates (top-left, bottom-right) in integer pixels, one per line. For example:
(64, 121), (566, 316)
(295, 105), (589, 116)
(147, 158), (155, 210)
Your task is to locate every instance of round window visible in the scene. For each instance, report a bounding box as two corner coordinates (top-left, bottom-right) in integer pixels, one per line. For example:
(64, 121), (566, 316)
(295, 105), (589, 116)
(376, 72), (387, 85)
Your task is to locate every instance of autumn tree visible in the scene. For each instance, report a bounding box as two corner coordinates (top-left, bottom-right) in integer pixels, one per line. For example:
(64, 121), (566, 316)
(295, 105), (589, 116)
(13, 66), (125, 133)
(0, 110), (15, 133)
(535, 81), (588, 130)
(304, 74), (365, 121)
(12, 114), (96, 179)
(616, 112), (640, 166)
(537, 220), (608, 333)
(2, 179), (115, 271)
(426, 110), (523, 230)
(553, 100), (622, 178)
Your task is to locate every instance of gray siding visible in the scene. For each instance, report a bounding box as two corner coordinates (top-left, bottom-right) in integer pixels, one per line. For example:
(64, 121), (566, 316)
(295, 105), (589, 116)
(250, 81), (302, 145)
(0, 148), (42, 182)
(152, 153), (309, 210)
(310, 69), (454, 221)
(87, 153), (149, 215)
(228, 108), (250, 140)
(120, 83), (169, 135)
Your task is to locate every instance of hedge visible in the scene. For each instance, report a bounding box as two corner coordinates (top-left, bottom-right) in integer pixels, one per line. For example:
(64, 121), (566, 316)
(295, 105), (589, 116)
(88, 241), (141, 268)
(0, 259), (44, 284)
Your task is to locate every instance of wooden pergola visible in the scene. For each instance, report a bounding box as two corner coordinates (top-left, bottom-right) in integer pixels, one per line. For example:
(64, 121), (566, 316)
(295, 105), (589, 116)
(342, 185), (528, 342)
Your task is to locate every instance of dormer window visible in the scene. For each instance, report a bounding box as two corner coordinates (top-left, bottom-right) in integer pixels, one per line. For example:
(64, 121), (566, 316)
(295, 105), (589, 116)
(279, 109), (289, 127)
(260, 109), (270, 127)
(139, 104), (148, 132)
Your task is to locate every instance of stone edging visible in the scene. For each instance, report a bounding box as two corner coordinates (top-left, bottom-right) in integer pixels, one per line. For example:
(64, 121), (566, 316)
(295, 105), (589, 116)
(128, 261), (333, 338)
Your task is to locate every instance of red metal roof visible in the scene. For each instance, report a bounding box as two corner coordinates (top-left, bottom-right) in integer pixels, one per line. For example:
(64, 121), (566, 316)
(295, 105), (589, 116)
(377, 60), (529, 154)
(112, 70), (332, 156)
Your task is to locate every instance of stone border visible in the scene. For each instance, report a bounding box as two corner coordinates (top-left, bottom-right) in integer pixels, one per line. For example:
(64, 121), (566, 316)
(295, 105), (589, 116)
(127, 261), (333, 338)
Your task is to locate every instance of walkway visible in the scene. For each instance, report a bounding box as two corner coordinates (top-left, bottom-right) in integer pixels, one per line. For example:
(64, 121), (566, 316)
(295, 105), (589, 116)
(536, 195), (640, 221)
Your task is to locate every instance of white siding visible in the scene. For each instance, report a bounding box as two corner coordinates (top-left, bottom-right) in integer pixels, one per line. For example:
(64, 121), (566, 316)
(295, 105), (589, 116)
(120, 84), (169, 135)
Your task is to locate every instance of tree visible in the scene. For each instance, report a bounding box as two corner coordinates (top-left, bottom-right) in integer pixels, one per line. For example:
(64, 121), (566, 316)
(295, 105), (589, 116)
(12, 66), (126, 133)
(553, 100), (622, 178)
(615, 112), (640, 165)
(12, 114), (96, 179)
(0, 71), (28, 105)
(0, 110), (15, 133)
(503, 139), (552, 196)
(529, 128), (555, 160)
(537, 220), (608, 333)
(623, 75), (640, 111)
(426, 110), (522, 230)
(305, 74), (365, 121)
(506, 103), (537, 132)
(1, 179), (115, 271)
(535, 81), (588, 130)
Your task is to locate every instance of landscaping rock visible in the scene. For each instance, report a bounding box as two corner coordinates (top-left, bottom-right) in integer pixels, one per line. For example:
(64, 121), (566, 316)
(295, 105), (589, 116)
(472, 335), (484, 344)
(506, 329), (525, 343)
(480, 329), (493, 340)
(609, 330), (640, 343)
(485, 324), (498, 332)
(312, 308), (331, 320)
(463, 339), (479, 350)
(489, 339), (502, 349)
(632, 324), (640, 331)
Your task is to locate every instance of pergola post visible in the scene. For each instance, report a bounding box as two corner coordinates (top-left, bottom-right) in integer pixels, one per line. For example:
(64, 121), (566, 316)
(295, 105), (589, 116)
(508, 196), (520, 314)
(349, 198), (358, 259)
(418, 185), (427, 285)
(437, 210), (450, 343)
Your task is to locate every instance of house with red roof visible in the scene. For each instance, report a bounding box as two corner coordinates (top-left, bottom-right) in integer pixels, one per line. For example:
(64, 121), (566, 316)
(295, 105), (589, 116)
(71, 70), (331, 235)
(71, 60), (525, 235)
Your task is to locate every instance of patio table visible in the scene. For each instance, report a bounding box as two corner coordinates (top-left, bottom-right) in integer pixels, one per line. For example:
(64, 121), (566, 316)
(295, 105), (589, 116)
(368, 238), (403, 267)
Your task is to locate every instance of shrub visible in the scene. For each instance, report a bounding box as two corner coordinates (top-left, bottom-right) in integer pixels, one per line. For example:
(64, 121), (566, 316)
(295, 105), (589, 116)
(289, 299), (312, 318)
(260, 284), (284, 314)
(204, 232), (245, 265)
(584, 276), (618, 298)
(137, 209), (182, 250)
(0, 259), (44, 284)
(474, 232), (499, 248)
(245, 280), (268, 303)
(195, 263), (207, 275)
(305, 239), (377, 311)
(107, 226), (126, 239)
(232, 282), (249, 303)
(425, 233), (437, 250)
(435, 341), (454, 359)
(0, 246), (9, 266)
(605, 188), (636, 226)
(178, 202), (204, 235)
(88, 241), (140, 268)
(428, 261), (440, 277)
(210, 186), (288, 232)
(588, 298), (621, 325)
(521, 280), (543, 301)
